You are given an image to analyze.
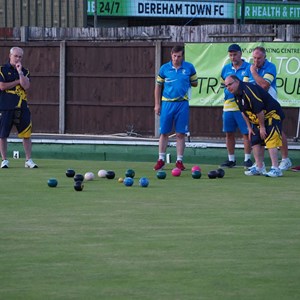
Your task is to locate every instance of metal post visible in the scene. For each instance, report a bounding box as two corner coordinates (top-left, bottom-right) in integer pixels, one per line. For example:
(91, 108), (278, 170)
(94, 0), (97, 28)
(234, 0), (237, 26)
(240, 0), (245, 25)
(43, 0), (46, 27)
(27, 0), (30, 26)
(12, 0), (15, 26)
(295, 108), (300, 141)
(4, 0), (8, 27)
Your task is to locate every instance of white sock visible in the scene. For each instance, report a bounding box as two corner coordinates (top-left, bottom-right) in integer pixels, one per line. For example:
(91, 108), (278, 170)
(244, 154), (251, 161)
(177, 155), (183, 162)
(159, 153), (165, 161)
(228, 155), (235, 162)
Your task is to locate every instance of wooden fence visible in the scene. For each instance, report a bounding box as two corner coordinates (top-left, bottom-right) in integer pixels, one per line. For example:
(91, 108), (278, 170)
(1, 24), (300, 43)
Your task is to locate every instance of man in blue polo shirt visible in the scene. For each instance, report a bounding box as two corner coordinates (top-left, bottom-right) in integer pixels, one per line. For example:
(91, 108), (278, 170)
(153, 45), (198, 171)
(243, 46), (292, 171)
(220, 44), (252, 169)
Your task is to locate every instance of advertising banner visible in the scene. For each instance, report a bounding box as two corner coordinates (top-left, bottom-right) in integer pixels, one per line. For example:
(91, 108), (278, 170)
(185, 43), (300, 107)
(87, 0), (232, 18)
(239, 3), (300, 20)
(87, 0), (300, 21)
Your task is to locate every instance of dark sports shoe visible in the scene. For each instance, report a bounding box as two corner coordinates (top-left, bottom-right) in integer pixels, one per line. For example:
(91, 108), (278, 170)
(220, 160), (236, 168)
(243, 159), (253, 169)
(175, 160), (186, 171)
(153, 159), (165, 170)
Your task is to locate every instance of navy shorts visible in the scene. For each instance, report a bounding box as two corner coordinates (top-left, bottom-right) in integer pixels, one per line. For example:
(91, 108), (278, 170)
(251, 119), (283, 149)
(0, 103), (32, 138)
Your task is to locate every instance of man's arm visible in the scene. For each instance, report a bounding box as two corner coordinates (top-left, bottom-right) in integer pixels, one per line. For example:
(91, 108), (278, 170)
(241, 112), (254, 140)
(256, 110), (267, 140)
(18, 72), (30, 90)
(16, 63), (30, 90)
(250, 65), (270, 91)
(0, 80), (20, 91)
(190, 72), (198, 87)
(154, 84), (162, 115)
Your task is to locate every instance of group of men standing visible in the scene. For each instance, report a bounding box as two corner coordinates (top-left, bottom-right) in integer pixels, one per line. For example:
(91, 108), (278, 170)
(153, 43), (293, 177)
(0, 45), (296, 175)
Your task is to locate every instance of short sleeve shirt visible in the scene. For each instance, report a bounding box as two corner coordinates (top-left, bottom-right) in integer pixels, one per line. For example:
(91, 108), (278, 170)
(156, 60), (198, 101)
(0, 63), (29, 110)
(235, 81), (284, 125)
(221, 60), (250, 111)
(243, 59), (277, 99)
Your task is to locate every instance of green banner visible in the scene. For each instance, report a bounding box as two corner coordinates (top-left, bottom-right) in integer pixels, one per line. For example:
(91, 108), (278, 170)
(185, 42), (300, 107)
(239, 3), (300, 20)
(87, 0), (300, 20)
(87, 0), (233, 18)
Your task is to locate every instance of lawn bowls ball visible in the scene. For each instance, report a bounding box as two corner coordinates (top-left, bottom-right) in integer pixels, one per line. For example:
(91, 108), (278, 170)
(106, 170), (116, 179)
(65, 169), (75, 178)
(171, 168), (181, 177)
(191, 165), (201, 173)
(123, 177), (134, 187)
(156, 170), (167, 179)
(97, 169), (107, 178)
(192, 170), (202, 179)
(74, 181), (84, 191)
(139, 177), (149, 187)
(118, 177), (124, 183)
(216, 168), (225, 178)
(208, 170), (218, 179)
(125, 169), (135, 178)
(74, 174), (84, 182)
(47, 178), (58, 187)
(84, 172), (95, 181)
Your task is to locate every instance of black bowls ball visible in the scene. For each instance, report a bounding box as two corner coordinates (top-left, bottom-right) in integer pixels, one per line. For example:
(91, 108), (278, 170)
(207, 170), (218, 179)
(106, 170), (116, 179)
(74, 174), (84, 182)
(74, 181), (84, 191)
(66, 169), (75, 177)
(216, 168), (225, 178)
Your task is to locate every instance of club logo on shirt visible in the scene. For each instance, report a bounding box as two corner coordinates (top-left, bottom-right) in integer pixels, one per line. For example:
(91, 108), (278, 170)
(165, 78), (177, 83)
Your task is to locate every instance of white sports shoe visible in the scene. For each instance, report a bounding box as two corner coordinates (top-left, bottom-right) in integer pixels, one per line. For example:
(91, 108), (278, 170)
(25, 159), (38, 168)
(278, 158), (292, 171)
(1, 159), (9, 168)
(244, 166), (264, 176)
(247, 163), (266, 175)
(265, 168), (283, 177)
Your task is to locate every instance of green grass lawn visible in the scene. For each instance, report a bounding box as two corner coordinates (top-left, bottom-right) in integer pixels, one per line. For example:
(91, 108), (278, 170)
(0, 159), (300, 300)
